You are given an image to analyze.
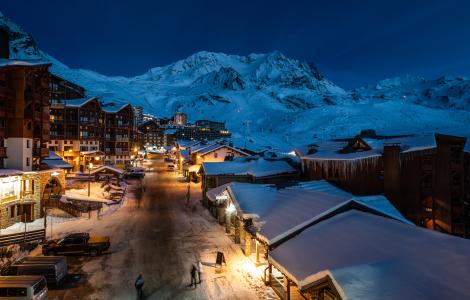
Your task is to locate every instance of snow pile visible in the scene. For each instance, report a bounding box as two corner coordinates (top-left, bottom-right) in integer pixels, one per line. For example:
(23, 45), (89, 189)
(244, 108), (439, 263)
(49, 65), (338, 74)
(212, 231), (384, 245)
(269, 210), (470, 299)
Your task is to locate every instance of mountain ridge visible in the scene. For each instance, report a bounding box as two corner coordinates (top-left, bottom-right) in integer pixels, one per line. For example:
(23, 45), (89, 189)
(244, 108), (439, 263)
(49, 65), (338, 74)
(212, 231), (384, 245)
(1, 11), (470, 150)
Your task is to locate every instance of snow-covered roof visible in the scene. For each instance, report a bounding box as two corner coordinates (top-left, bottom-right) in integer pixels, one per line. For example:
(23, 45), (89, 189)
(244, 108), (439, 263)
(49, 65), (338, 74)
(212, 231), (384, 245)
(207, 183), (231, 202)
(102, 104), (131, 113)
(202, 158), (297, 177)
(0, 169), (23, 177)
(41, 151), (73, 169)
(90, 165), (125, 175)
(177, 140), (200, 148)
(269, 210), (470, 299)
(223, 181), (410, 245)
(297, 134), (437, 161)
(180, 149), (190, 162)
(164, 129), (177, 135)
(80, 150), (105, 156)
(62, 97), (99, 108)
(0, 58), (50, 68)
(190, 143), (217, 153)
(197, 144), (249, 156)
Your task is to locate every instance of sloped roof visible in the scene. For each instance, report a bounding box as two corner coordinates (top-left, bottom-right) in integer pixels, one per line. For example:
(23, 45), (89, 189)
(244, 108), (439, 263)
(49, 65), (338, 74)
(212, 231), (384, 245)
(63, 96), (99, 108)
(198, 144), (249, 156)
(42, 151), (73, 169)
(102, 104), (132, 113)
(269, 210), (470, 299)
(90, 165), (125, 175)
(297, 134), (437, 161)
(222, 181), (410, 245)
(0, 58), (50, 68)
(202, 158), (297, 177)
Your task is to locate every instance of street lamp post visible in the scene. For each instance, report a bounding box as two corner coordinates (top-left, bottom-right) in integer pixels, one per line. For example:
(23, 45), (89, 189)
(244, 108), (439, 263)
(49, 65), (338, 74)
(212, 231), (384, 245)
(88, 162), (93, 197)
(44, 171), (60, 240)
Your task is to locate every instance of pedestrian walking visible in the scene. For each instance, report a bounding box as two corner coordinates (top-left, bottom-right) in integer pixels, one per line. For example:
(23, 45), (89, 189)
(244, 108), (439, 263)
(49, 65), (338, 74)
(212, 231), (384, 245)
(189, 264), (197, 288)
(185, 184), (191, 207)
(197, 260), (203, 284)
(135, 274), (144, 299)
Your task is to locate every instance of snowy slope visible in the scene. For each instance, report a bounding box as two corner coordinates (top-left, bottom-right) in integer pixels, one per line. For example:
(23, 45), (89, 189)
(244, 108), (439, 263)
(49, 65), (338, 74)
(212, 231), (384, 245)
(352, 74), (470, 111)
(1, 11), (470, 150)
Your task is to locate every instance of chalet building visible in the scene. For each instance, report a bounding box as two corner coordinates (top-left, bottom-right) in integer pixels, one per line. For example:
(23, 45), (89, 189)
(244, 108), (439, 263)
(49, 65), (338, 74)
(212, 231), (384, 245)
(200, 157), (299, 199)
(50, 74), (85, 102)
(208, 181), (410, 264)
(0, 46), (51, 170)
(138, 120), (165, 147)
(297, 131), (470, 238)
(190, 143), (248, 165)
(268, 209), (470, 300)
(183, 143), (248, 180)
(103, 104), (135, 166)
(48, 97), (104, 171)
(173, 112), (187, 125)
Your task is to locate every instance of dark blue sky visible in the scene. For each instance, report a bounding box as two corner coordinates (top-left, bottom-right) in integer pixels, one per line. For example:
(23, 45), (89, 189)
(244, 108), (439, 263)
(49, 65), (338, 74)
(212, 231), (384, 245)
(2, 0), (470, 88)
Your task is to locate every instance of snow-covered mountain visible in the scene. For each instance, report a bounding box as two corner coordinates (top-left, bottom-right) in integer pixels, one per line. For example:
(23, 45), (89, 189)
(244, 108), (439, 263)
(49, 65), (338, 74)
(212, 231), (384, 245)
(2, 11), (470, 150)
(352, 75), (470, 111)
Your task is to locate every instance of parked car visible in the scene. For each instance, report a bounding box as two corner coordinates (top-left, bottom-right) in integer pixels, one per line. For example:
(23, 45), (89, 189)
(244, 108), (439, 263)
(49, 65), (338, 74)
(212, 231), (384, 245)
(0, 276), (48, 300)
(5, 256), (68, 287)
(43, 232), (110, 256)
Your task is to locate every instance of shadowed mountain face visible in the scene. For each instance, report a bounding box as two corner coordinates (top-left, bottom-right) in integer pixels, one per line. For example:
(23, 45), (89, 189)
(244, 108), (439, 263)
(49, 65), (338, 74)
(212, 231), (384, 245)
(2, 11), (470, 150)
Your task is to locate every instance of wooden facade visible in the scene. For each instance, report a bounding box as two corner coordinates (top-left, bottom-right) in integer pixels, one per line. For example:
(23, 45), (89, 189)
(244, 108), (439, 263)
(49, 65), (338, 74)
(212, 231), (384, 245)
(300, 134), (470, 238)
(0, 61), (51, 170)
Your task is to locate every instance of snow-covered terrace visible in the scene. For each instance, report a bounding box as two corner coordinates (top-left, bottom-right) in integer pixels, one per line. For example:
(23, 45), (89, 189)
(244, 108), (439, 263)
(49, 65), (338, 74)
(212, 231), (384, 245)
(269, 210), (470, 299)
(217, 181), (410, 246)
(202, 158), (297, 178)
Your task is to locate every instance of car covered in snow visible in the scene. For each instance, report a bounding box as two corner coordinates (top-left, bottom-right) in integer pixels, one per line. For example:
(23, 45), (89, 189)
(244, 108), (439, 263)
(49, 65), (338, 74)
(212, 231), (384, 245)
(42, 233), (110, 257)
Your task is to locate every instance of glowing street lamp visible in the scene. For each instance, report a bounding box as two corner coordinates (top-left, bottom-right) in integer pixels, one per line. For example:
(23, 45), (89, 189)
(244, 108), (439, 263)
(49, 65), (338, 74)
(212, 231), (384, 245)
(225, 203), (236, 233)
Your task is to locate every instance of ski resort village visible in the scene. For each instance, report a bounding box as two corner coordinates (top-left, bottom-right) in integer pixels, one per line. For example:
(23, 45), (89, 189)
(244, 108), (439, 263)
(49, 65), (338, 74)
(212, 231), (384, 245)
(1, 4), (470, 300)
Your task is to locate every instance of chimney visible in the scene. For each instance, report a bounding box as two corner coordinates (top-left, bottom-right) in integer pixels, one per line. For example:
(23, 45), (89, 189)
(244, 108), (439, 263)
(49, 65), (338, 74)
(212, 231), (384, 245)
(0, 29), (9, 59)
(383, 143), (401, 206)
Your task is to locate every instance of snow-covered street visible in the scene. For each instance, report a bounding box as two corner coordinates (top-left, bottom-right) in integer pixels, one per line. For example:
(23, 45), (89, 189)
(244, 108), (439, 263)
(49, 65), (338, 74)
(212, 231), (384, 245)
(44, 160), (273, 300)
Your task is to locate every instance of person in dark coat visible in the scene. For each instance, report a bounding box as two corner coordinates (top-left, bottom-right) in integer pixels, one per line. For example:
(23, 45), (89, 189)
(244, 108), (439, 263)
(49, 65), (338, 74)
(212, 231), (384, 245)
(135, 274), (144, 299)
(190, 264), (197, 288)
(197, 260), (203, 284)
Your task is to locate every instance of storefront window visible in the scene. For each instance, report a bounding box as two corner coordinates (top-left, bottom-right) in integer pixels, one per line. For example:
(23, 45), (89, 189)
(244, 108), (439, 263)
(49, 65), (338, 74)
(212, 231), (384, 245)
(0, 176), (20, 201)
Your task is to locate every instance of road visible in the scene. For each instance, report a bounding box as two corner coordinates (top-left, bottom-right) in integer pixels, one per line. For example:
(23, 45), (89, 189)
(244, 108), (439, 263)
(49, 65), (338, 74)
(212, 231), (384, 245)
(47, 160), (270, 300)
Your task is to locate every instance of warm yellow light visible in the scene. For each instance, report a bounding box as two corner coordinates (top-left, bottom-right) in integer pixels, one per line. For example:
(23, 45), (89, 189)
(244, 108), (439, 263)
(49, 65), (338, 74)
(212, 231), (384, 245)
(134, 147), (138, 152)
(51, 171), (60, 177)
(197, 155), (201, 159)
(94, 156), (100, 161)
(68, 149), (72, 153)
(226, 203), (236, 214)
(89, 162), (93, 168)
(241, 261), (263, 278)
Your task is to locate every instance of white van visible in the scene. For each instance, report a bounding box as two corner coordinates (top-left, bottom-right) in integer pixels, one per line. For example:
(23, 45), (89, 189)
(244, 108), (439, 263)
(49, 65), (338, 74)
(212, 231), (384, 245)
(0, 276), (48, 300)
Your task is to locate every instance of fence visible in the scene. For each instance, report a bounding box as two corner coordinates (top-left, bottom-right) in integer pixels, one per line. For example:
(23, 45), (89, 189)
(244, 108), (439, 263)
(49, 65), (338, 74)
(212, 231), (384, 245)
(0, 229), (45, 247)
(44, 198), (82, 217)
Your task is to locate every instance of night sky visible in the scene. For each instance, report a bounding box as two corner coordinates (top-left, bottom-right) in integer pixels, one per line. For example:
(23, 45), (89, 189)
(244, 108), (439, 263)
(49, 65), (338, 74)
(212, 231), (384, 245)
(2, 0), (470, 89)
